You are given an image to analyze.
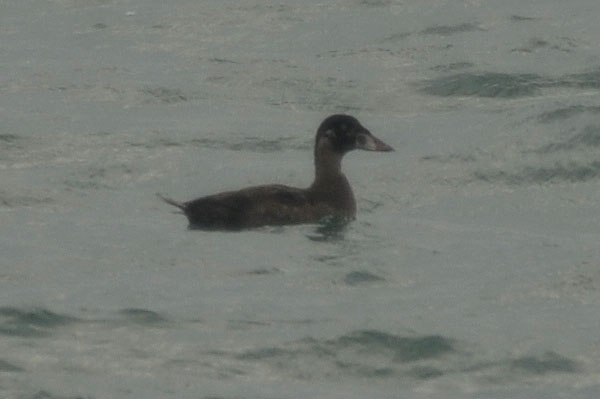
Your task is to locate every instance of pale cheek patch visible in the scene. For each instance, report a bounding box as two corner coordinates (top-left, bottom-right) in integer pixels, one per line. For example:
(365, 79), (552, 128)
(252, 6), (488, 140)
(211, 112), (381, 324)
(316, 137), (335, 153)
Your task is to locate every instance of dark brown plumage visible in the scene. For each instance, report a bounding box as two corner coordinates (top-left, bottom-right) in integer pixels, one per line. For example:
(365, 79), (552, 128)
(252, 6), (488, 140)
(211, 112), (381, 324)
(159, 114), (393, 230)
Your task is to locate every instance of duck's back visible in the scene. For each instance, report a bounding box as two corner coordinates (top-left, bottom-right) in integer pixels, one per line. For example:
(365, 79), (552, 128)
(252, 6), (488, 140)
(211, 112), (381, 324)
(181, 184), (349, 230)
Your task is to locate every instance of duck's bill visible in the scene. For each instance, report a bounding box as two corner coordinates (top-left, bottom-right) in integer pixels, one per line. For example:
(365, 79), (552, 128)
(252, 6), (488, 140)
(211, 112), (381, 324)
(359, 134), (395, 152)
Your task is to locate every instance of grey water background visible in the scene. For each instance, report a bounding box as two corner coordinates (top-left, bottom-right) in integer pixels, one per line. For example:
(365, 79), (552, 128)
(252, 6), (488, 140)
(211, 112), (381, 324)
(1, 0), (600, 397)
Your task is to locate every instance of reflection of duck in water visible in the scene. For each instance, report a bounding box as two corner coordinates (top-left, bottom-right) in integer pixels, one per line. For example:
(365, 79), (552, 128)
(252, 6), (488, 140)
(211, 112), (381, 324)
(159, 114), (394, 230)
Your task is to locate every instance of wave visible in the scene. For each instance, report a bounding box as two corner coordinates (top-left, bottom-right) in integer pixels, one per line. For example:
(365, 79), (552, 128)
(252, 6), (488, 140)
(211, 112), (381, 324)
(0, 307), (78, 338)
(474, 161), (600, 185)
(118, 308), (170, 327)
(420, 68), (600, 98)
(225, 329), (581, 382)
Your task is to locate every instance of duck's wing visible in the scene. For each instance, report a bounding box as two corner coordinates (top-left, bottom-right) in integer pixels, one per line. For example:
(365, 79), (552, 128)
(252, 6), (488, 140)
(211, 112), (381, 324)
(180, 185), (335, 230)
(180, 188), (256, 230)
(238, 185), (323, 227)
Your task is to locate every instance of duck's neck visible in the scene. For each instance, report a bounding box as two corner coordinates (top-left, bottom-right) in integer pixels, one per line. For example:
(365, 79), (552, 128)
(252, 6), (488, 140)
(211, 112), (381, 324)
(314, 153), (343, 182)
(309, 144), (356, 217)
(311, 141), (345, 186)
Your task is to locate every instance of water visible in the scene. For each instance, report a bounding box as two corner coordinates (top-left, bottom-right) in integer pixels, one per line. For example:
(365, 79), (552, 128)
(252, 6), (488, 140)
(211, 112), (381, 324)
(1, 0), (600, 397)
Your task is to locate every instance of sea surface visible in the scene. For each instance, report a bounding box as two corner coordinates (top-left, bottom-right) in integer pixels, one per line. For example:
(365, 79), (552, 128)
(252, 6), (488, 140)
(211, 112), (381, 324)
(2, 1), (600, 398)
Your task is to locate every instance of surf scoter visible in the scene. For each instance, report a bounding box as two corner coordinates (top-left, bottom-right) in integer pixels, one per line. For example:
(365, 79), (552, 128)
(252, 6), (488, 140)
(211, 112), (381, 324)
(159, 114), (393, 230)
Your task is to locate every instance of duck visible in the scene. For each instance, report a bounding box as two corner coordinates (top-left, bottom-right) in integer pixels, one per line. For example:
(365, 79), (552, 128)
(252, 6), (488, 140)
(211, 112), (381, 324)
(158, 114), (393, 230)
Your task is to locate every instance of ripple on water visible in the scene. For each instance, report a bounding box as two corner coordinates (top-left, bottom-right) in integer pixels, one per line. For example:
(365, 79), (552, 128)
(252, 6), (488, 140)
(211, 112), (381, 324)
(63, 164), (137, 192)
(0, 134), (22, 145)
(359, 0), (393, 7)
(0, 191), (54, 208)
(343, 271), (385, 286)
(260, 75), (362, 112)
(139, 86), (187, 104)
(0, 358), (23, 372)
(329, 330), (455, 362)
(511, 15), (537, 22)
(125, 132), (310, 153)
(0, 307), (78, 338)
(420, 68), (600, 98)
(245, 267), (282, 276)
(420, 23), (483, 36)
(189, 136), (306, 153)
(532, 125), (600, 154)
(566, 68), (600, 90)
(509, 351), (581, 375)
(118, 308), (169, 327)
(538, 105), (600, 123)
(422, 120), (600, 185)
(419, 72), (545, 98)
(431, 62), (474, 73)
(306, 217), (351, 242)
(20, 390), (90, 399)
(232, 329), (456, 380)
(474, 161), (600, 185)
(225, 330), (583, 384)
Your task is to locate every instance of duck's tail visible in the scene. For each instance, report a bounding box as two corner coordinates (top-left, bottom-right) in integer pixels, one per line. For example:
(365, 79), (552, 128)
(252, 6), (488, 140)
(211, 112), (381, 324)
(156, 193), (186, 213)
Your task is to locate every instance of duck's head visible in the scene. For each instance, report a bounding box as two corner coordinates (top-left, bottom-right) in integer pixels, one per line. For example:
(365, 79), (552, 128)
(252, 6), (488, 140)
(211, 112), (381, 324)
(315, 114), (394, 157)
